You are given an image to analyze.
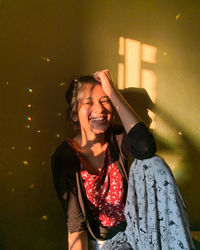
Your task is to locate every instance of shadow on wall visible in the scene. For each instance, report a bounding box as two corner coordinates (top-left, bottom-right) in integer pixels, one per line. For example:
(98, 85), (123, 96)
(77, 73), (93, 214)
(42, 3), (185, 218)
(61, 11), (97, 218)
(120, 87), (200, 231)
(120, 88), (154, 128)
(154, 107), (200, 231)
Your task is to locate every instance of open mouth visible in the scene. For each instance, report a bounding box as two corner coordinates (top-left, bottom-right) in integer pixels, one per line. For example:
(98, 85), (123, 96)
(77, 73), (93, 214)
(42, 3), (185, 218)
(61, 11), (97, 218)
(89, 115), (110, 131)
(90, 117), (106, 121)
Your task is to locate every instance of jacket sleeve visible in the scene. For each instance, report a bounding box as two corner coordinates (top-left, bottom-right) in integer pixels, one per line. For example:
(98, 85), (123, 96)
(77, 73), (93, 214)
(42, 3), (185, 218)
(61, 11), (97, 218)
(51, 144), (86, 233)
(121, 122), (157, 159)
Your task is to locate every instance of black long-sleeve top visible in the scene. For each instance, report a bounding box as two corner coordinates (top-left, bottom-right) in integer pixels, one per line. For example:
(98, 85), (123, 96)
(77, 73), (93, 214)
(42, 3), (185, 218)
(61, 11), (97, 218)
(51, 122), (156, 240)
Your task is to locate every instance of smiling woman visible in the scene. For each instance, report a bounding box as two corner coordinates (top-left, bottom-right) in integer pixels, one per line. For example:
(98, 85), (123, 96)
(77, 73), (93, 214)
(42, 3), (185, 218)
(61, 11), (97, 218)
(51, 70), (194, 250)
(78, 84), (112, 136)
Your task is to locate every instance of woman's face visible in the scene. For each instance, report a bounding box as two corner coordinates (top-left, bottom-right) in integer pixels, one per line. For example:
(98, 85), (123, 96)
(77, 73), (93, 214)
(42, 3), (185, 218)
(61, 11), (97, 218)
(78, 83), (112, 137)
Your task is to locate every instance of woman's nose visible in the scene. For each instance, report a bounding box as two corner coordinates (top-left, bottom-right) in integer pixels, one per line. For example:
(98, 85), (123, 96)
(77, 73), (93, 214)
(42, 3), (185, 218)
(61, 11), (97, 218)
(92, 102), (104, 113)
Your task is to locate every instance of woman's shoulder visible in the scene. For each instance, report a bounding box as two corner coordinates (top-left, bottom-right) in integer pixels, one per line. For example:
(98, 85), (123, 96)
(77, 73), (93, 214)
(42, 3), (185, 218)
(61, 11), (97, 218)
(52, 140), (70, 155)
(51, 139), (78, 162)
(51, 140), (80, 174)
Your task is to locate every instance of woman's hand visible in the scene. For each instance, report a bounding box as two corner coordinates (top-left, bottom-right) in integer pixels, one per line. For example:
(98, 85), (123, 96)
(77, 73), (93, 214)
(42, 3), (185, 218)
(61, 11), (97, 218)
(93, 69), (116, 98)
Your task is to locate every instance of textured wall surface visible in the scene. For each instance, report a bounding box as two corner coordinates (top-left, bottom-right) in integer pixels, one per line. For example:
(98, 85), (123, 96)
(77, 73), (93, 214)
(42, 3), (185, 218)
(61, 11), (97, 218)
(0, 1), (199, 249)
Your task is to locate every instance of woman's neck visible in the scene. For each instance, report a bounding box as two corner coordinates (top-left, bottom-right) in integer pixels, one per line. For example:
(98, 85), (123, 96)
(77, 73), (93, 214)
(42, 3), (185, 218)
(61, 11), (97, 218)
(81, 128), (106, 145)
(73, 131), (107, 156)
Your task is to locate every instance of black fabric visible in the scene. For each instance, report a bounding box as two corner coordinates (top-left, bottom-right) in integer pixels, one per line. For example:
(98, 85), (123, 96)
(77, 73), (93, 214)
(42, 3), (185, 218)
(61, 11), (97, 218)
(51, 122), (156, 239)
(99, 221), (127, 239)
(127, 122), (157, 159)
(51, 141), (79, 196)
(51, 142), (86, 232)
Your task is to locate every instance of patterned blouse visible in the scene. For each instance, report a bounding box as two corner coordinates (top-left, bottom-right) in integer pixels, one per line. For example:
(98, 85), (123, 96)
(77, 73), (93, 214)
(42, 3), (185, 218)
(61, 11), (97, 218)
(68, 139), (126, 228)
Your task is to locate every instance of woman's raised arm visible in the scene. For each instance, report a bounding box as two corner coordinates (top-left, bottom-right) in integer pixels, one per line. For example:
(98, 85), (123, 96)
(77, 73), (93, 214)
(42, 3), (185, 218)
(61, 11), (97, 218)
(94, 69), (142, 134)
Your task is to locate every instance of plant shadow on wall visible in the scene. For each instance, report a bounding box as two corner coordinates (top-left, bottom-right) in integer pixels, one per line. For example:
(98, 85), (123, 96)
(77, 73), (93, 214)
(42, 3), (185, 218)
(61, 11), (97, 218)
(118, 87), (200, 233)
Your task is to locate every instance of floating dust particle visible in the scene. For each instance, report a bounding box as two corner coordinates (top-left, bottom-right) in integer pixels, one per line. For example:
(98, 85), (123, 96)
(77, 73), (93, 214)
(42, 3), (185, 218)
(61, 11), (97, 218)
(22, 160), (28, 166)
(28, 88), (33, 93)
(176, 13), (181, 20)
(30, 184), (35, 189)
(41, 215), (48, 221)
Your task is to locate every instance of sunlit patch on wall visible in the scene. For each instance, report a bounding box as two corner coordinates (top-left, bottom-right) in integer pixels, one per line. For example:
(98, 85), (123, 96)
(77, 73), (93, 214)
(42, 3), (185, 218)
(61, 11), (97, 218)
(118, 37), (157, 129)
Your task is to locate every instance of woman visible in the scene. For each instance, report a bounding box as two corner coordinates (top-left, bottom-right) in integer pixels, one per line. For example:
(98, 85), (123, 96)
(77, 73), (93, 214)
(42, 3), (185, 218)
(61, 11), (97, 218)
(51, 70), (194, 249)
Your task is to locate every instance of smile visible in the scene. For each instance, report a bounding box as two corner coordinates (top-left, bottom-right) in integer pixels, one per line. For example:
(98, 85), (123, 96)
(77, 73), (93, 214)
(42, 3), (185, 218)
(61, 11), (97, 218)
(90, 117), (105, 121)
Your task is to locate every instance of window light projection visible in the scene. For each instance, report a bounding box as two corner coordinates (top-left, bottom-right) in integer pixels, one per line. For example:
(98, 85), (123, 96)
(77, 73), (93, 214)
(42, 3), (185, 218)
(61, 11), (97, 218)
(118, 37), (157, 129)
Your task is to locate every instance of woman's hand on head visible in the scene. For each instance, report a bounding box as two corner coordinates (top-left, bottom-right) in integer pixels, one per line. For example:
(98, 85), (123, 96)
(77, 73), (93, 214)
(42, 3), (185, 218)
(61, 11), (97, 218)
(93, 69), (116, 98)
(94, 69), (142, 133)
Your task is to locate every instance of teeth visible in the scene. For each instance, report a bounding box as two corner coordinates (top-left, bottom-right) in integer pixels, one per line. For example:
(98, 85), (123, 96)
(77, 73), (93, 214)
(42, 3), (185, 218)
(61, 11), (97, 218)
(91, 117), (104, 121)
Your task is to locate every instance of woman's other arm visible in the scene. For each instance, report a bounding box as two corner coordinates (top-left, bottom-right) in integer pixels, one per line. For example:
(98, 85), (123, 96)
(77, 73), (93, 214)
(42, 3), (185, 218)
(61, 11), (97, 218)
(68, 231), (88, 250)
(51, 144), (88, 249)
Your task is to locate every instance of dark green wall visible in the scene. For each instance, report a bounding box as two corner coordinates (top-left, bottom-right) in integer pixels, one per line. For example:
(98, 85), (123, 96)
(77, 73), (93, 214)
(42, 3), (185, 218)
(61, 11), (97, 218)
(0, 1), (199, 249)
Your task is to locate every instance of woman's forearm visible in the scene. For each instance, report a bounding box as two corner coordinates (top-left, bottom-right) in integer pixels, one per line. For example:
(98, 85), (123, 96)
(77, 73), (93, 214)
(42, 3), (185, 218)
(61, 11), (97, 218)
(94, 69), (142, 134)
(109, 87), (142, 134)
(68, 231), (88, 250)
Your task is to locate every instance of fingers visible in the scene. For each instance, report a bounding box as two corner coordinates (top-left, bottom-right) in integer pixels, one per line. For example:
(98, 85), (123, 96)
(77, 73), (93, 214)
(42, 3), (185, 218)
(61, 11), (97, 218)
(93, 71), (101, 82)
(93, 69), (111, 82)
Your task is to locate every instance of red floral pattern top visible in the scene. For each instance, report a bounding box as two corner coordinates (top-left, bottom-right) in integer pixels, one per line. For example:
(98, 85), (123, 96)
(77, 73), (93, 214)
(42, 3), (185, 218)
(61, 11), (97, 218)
(68, 139), (126, 228)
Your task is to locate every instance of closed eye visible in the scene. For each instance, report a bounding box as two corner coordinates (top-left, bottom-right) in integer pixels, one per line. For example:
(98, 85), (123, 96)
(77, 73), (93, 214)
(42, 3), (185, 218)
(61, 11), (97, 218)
(100, 97), (110, 104)
(82, 97), (92, 105)
(83, 101), (92, 105)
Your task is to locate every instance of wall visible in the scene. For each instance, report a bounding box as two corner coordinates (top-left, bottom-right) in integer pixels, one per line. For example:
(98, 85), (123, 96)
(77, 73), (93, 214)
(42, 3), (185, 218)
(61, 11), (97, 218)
(0, 0), (199, 249)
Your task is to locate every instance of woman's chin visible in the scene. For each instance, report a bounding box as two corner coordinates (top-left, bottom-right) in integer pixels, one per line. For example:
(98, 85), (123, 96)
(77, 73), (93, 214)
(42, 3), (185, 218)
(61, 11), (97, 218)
(91, 126), (109, 135)
(91, 123), (110, 134)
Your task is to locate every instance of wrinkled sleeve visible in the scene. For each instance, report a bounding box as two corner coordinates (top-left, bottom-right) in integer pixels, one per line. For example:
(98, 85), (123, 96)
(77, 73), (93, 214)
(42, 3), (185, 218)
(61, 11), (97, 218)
(51, 147), (86, 233)
(121, 122), (156, 159)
